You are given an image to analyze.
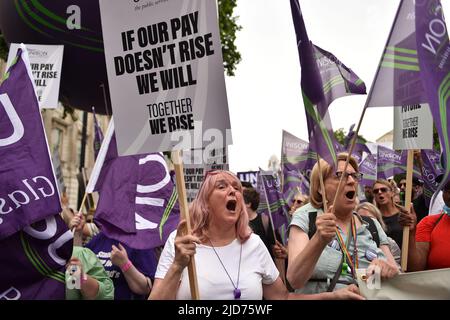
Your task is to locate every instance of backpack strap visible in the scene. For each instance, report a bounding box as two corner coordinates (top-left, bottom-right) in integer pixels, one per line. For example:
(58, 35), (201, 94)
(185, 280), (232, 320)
(308, 211), (318, 239)
(361, 215), (380, 247)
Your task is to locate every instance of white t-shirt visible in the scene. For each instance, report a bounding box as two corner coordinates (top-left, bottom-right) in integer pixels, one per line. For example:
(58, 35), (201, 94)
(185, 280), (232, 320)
(155, 231), (279, 300)
(429, 191), (445, 215)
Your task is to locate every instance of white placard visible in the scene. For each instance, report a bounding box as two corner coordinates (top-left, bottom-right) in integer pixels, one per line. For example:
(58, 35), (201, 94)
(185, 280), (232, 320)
(393, 103), (433, 150)
(100, 0), (231, 155)
(6, 44), (64, 109)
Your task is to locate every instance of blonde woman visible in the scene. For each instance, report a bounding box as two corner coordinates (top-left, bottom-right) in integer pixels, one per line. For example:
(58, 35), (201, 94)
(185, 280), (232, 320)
(356, 202), (401, 266)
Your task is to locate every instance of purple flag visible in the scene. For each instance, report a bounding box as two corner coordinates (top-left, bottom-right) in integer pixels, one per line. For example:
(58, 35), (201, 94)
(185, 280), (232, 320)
(415, 0), (450, 192)
(421, 149), (445, 205)
(282, 169), (310, 207)
(92, 106), (104, 160)
(0, 214), (73, 299)
(90, 122), (179, 249)
(281, 130), (316, 178)
(257, 170), (290, 230)
(359, 154), (378, 187)
(366, 0), (428, 109)
(290, 0), (366, 166)
(0, 47), (61, 240)
(377, 145), (421, 180)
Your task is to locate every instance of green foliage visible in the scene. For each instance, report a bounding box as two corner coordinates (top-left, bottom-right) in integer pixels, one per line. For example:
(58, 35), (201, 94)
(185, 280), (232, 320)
(218, 0), (242, 76)
(334, 128), (346, 145)
(334, 127), (367, 146)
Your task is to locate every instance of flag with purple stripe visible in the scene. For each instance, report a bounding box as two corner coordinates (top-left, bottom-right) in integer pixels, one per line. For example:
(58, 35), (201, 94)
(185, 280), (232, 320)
(415, 0), (450, 194)
(87, 121), (179, 250)
(257, 170), (290, 230)
(0, 47), (61, 240)
(359, 154), (378, 188)
(420, 149), (445, 205)
(290, 0), (366, 166)
(0, 214), (73, 299)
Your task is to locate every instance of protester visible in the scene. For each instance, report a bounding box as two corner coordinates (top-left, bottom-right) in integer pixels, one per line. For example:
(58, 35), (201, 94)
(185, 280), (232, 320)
(287, 154), (399, 294)
(399, 177), (450, 271)
(241, 182), (287, 261)
(66, 216), (114, 300)
(64, 210), (99, 245)
(372, 179), (404, 248)
(398, 176), (428, 223)
(356, 202), (401, 266)
(149, 170), (362, 300)
(289, 192), (308, 216)
(363, 185), (374, 204)
(86, 232), (157, 300)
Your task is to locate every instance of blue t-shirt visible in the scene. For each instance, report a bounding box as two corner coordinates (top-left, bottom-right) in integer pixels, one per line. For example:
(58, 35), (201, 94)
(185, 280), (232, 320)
(86, 232), (157, 300)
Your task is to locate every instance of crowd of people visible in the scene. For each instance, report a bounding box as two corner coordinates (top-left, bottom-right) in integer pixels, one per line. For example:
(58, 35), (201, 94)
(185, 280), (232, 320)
(62, 153), (450, 300)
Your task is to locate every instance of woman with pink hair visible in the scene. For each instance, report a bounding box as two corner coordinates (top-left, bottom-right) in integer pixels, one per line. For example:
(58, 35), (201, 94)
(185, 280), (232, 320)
(150, 170), (362, 300)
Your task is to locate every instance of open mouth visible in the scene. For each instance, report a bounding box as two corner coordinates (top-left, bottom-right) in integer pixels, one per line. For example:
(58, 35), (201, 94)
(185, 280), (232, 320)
(345, 190), (356, 200)
(226, 200), (237, 211)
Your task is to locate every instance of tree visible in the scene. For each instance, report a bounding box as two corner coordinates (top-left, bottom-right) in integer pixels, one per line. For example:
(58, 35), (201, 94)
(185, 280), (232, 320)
(218, 0), (242, 76)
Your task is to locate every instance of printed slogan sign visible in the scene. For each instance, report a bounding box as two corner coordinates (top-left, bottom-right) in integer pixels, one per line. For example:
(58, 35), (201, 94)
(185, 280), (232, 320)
(100, 0), (231, 155)
(393, 103), (433, 150)
(6, 44), (63, 109)
(183, 147), (228, 203)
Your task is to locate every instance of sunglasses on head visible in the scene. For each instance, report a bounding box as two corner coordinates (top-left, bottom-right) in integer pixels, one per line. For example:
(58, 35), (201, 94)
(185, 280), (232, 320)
(373, 187), (389, 194)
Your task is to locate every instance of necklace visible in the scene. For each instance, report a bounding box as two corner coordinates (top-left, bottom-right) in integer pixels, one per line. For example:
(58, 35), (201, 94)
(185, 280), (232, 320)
(208, 239), (243, 299)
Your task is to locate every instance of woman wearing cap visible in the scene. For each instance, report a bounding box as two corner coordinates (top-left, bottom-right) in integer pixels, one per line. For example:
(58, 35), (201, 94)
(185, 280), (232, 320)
(149, 170), (362, 300)
(287, 153), (399, 294)
(399, 177), (450, 271)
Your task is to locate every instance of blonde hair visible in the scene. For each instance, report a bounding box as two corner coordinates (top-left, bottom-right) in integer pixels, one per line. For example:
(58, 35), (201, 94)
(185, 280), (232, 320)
(309, 153), (359, 209)
(356, 202), (386, 231)
(189, 170), (252, 243)
(372, 179), (395, 208)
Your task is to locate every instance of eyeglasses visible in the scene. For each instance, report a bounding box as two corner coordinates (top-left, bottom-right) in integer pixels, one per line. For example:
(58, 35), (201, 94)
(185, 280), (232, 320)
(373, 187), (389, 194)
(334, 171), (363, 182)
(399, 183), (406, 187)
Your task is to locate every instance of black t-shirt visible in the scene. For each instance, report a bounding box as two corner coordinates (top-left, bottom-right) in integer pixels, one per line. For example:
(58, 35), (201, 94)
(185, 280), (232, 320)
(249, 214), (279, 259)
(413, 194), (429, 223)
(383, 213), (403, 248)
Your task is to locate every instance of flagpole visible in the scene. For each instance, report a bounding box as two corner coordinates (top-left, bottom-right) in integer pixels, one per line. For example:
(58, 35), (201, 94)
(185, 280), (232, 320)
(73, 192), (88, 247)
(316, 154), (328, 212)
(401, 149), (414, 271)
(171, 150), (200, 300)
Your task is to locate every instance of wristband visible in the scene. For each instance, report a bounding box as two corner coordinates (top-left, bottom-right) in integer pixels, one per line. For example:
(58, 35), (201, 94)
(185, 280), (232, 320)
(81, 273), (88, 285)
(121, 260), (133, 273)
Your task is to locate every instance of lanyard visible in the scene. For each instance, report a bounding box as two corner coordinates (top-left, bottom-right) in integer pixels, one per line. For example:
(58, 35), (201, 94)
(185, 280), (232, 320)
(335, 216), (358, 277)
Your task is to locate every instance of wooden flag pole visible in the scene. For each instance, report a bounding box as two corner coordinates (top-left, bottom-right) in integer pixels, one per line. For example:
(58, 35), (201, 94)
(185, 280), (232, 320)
(316, 154), (328, 212)
(171, 150), (200, 300)
(401, 149), (414, 272)
(73, 192), (88, 247)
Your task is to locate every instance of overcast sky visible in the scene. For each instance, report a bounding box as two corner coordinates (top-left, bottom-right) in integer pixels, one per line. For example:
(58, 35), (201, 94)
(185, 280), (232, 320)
(225, 0), (450, 173)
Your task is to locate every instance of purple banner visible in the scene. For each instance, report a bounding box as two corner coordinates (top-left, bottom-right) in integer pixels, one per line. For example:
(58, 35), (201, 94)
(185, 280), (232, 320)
(290, 0), (365, 166)
(377, 145), (421, 180)
(94, 134), (179, 250)
(0, 48), (61, 240)
(0, 214), (73, 299)
(416, 0), (450, 192)
(281, 130), (316, 178)
(359, 154), (378, 187)
(257, 170), (289, 230)
(421, 149), (445, 204)
(366, 0), (428, 108)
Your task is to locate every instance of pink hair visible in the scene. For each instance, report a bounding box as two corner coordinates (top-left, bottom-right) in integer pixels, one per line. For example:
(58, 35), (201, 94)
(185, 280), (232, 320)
(189, 170), (252, 243)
